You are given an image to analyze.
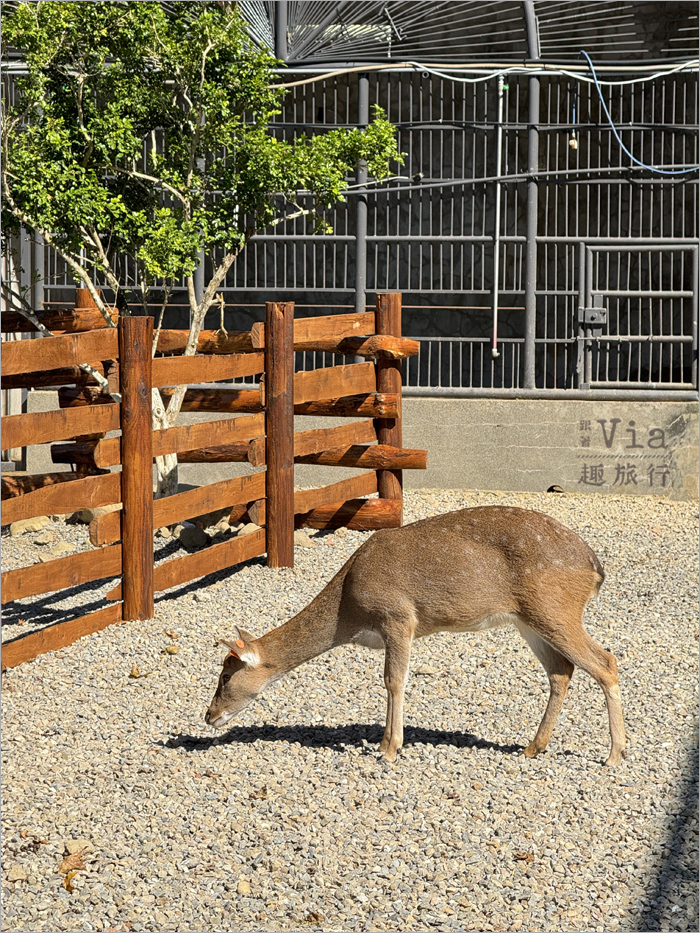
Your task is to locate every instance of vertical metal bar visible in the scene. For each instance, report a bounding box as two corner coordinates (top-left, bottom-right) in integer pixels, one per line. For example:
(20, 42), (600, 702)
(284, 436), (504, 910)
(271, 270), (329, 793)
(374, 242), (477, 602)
(275, 1), (287, 62)
(354, 73), (369, 318)
(491, 75), (505, 360)
(523, 1), (540, 389)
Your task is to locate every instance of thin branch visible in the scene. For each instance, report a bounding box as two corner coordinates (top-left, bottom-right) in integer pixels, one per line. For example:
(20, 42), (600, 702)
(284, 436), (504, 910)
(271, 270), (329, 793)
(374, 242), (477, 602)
(152, 283), (173, 356)
(108, 165), (187, 204)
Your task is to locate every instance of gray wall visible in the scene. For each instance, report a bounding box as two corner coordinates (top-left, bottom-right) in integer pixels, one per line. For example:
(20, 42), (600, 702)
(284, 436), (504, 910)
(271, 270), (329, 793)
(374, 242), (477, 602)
(24, 392), (698, 502)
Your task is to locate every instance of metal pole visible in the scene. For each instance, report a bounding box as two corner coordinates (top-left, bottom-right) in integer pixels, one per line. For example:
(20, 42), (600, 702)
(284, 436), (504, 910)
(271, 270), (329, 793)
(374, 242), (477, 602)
(523, 0), (540, 389)
(491, 74), (505, 359)
(275, 0), (288, 61)
(354, 73), (369, 318)
(692, 247), (698, 390)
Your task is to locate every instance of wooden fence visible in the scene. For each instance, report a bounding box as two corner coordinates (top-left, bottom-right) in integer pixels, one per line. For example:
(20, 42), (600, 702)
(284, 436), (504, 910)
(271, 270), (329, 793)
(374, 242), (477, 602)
(1, 293), (426, 668)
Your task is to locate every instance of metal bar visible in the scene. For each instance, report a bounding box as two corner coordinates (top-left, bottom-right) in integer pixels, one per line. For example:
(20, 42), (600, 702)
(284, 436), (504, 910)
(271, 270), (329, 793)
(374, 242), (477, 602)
(402, 386), (698, 401)
(523, 1), (540, 389)
(275, 0), (287, 62)
(693, 247), (699, 388)
(491, 74), (505, 360)
(354, 72), (369, 319)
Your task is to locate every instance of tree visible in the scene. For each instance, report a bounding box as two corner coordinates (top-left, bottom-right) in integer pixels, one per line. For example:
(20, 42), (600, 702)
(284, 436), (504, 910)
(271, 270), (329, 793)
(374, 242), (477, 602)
(1, 0), (402, 494)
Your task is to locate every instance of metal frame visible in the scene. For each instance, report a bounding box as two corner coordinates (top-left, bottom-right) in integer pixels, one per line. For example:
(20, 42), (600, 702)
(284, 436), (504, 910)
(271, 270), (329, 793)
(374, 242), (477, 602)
(4, 2), (698, 402)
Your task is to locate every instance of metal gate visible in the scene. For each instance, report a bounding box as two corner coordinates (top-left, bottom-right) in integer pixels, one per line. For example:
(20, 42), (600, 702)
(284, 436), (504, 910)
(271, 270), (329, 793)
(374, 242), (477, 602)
(577, 242), (698, 393)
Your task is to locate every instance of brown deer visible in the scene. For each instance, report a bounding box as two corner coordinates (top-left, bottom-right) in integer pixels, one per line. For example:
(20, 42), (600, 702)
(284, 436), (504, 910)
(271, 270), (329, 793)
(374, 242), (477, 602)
(206, 506), (626, 765)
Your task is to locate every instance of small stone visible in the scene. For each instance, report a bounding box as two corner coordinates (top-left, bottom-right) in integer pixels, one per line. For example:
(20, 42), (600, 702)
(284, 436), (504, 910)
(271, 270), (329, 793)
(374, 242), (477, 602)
(10, 516), (49, 536)
(155, 526), (172, 539)
(237, 879), (251, 896)
(294, 530), (316, 548)
(34, 529), (55, 546)
(215, 517), (231, 533)
(39, 541), (75, 561)
(65, 839), (95, 855)
(176, 525), (210, 550)
(238, 523), (261, 537)
(7, 865), (28, 882)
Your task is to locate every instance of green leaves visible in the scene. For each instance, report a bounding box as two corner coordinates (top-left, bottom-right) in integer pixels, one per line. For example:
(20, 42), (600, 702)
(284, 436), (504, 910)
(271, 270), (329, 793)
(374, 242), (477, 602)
(2, 1), (402, 309)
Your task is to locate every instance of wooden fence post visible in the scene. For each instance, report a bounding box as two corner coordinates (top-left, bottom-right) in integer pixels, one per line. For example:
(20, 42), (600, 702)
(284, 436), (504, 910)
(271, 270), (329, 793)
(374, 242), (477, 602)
(265, 301), (295, 568)
(119, 315), (154, 620)
(374, 293), (403, 524)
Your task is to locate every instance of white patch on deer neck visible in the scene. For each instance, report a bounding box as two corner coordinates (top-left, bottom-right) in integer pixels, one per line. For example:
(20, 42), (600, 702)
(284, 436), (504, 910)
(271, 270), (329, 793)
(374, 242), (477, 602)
(351, 629), (385, 650)
(238, 648), (260, 667)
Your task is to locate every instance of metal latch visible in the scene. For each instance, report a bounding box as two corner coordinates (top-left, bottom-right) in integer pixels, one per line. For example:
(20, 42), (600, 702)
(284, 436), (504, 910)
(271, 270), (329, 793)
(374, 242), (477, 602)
(578, 294), (607, 329)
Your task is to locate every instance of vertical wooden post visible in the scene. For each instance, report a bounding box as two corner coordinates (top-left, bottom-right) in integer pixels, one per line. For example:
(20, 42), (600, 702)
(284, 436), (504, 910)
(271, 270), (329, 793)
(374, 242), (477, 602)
(265, 301), (295, 568)
(374, 293), (403, 524)
(119, 315), (154, 620)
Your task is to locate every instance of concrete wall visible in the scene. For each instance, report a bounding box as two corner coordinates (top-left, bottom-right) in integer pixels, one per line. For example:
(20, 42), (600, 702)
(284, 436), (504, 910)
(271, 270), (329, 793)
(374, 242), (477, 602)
(25, 391), (698, 501)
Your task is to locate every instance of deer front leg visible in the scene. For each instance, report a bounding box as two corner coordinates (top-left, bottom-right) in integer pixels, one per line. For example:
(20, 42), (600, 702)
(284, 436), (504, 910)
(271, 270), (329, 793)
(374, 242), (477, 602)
(379, 633), (411, 762)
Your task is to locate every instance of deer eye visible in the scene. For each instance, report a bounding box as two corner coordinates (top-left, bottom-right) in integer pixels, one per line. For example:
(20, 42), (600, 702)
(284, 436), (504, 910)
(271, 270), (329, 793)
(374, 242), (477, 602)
(222, 673), (232, 684)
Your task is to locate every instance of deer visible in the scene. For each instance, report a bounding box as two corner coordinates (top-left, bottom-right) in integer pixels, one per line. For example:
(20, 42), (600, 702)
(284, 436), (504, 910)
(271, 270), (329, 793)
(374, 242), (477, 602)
(205, 506), (626, 766)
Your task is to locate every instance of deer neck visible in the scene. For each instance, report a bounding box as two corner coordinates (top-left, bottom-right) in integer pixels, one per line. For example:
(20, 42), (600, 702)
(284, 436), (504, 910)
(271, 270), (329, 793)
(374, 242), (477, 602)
(257, 572), (347, 677)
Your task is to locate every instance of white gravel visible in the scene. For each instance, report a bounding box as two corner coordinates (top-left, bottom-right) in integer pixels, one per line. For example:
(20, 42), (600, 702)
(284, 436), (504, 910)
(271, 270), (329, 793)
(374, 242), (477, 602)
(1, 488), (698, 933)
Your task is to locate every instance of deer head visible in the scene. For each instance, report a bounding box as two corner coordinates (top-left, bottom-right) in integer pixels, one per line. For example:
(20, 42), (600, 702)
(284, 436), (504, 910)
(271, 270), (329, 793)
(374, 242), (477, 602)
(205, 627), (265, 728)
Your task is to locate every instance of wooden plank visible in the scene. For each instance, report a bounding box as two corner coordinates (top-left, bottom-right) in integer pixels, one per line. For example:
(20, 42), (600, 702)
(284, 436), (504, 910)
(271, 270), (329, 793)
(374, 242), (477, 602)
(1, 328), (119, 376)
(247, 419), (377, 467)
(1, 472), (121, 525)
(1, 544), (122, 604)
(248, 473), (379, 528)
(294, 334), (419, 360)
(154, 472), (266, 530)
(265, 301), (295, 569)
(294, 472), (378, 516)
(1, 603), (124, 670)
(297, 497), (402, 531)
(119, 316), (154, 622)
(375, 294), (403, 520)
(291, 362), (377, 405)
(2, 471), (84, 501)
(92, 412), (266, 468)
(160, 387), (262, 414)
(90, 471), (267, 546)
(51, 442), (102, 467)
(295, 444), (427, 470)
(177, 442), (252, 463)
(293, 392), (399, 419)
(2, 363), (109, 390)
(58, 386), (114, 408)
(251, 311), (376, 349)
(1, 305), (118, 334)
(1, 404), (121, 451)
(105, 529), (266, 600)
(156, 329), (256, 355)
(151, 352), (264, 388)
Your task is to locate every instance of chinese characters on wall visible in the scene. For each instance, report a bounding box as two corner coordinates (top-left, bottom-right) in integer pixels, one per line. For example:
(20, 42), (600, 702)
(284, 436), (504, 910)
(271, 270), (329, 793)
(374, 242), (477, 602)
(577, 418), (672, 489)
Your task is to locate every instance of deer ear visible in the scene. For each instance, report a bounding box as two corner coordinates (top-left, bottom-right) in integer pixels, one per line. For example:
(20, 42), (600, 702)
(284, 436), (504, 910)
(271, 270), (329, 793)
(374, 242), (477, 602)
(219, 635), (259, 667)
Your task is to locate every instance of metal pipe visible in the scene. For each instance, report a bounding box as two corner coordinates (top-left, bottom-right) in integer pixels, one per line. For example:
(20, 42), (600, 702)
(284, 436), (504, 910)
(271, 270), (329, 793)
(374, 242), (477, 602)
(402, 386), (698, 401)
(354, 73), (369, 318)
(523, 0), (540, 388)
(491, 74), (505, 359)
(275, 0), (287, 62)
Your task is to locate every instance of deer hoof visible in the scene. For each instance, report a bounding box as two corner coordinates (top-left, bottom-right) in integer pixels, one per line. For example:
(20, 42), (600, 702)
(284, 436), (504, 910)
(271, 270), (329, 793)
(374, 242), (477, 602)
(523, 742), (542, 759)
(604, 750), (624, 767)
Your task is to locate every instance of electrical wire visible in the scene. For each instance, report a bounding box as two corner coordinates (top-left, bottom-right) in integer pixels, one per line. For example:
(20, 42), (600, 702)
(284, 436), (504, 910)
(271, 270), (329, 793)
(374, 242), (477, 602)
(581, 49), (699, 175)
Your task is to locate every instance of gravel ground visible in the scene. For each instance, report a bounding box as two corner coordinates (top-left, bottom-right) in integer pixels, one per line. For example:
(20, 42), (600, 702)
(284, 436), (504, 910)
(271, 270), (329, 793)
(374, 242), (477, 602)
(1, 488), (698, 933)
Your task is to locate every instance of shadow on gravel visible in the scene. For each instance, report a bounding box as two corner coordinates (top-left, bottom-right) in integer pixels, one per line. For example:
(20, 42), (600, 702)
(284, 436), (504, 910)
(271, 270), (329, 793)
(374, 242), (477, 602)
(153, 555), (267, 604)
(641, 727), (699, 931)
(1, 578), (116, 628)
(164, 722), (523, 756)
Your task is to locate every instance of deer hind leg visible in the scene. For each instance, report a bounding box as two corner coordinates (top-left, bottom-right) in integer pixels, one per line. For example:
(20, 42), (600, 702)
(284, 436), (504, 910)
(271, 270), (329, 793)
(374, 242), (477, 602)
(517, 623), (575, 759)
(524, 618), (626, 767)
(379, 632), (412, 763)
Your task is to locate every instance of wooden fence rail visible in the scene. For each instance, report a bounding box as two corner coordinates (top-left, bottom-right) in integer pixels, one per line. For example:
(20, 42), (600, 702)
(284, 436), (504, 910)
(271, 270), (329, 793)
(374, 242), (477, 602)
(1, 293), (426, 669)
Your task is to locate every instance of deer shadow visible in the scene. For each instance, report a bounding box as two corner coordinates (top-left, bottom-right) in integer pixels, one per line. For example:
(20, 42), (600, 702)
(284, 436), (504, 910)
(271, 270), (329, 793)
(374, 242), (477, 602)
(162, 722), (523, 756)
